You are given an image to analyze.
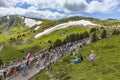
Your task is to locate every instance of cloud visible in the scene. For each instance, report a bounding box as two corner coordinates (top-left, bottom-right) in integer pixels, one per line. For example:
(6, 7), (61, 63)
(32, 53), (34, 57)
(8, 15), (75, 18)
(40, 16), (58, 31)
(64, 0), (88, 12)
(87, 0), (120, 13)
(0, 6), (66, 20)
(64, 3), (87, 12)
(0, 0), (120, 19)
(0, 0), (10, 7)
(24, 9), (66, 20)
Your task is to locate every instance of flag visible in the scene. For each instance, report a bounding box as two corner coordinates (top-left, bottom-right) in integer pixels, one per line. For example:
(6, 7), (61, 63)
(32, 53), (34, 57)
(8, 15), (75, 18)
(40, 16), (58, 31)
(26, 52), (31, 60)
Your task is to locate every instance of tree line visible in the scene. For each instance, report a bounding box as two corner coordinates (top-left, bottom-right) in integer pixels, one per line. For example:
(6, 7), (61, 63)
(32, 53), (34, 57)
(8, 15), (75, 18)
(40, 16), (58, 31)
(49, 28), (120, 50)
(92, 29), (120, 42)
(49, 30), (90, 49)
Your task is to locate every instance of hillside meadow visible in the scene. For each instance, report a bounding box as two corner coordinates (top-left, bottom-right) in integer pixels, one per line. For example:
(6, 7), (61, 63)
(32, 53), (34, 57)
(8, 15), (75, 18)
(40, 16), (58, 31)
(32, 35), (120, 80)
(0, 26), (89, 62)
(0, 16), (119, 63)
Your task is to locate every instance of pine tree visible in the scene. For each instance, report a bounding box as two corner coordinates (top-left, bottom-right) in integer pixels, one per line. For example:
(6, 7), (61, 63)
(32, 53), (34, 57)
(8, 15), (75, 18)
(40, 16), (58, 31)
(53, 39), (63, 48)
(112, 29), (120, 35)
(69, 34), (75, 42)
(90, 27), (97, 33)
(116, 30), (120, 34)
(83, 31), (90, 38)
(90, 28), (93, 33)
(79, 33), (83, 40)
(112, 29), (117, 35)
(75, 33), (79, 41)
(0, 59), (3, 66)
(48, 45), (53, 51)
(92, 32), (98, 42)
(63, 35), (69, 44)
(48, 40), (52, 44)
(101, 29), (107, 39)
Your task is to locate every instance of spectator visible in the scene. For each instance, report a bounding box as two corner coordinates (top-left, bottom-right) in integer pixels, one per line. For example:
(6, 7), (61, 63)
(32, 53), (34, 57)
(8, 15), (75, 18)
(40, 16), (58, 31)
(3, 70), (7, 79)
(73, 58), (77, 64)
(79, 54), (83, 62)
(77, 55), (83, 63)
(88, 50), (96, 66)
(80, 43), (82, 49)
(46, 61), (50, 70)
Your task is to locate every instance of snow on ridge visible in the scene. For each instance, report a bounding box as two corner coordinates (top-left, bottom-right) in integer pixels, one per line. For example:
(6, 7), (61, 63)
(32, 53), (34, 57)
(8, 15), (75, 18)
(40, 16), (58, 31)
(21, 17), (24, 20)
(24, 18), (42, 28)
(7, 16), (10, 19)
(34, 26), (40, 30)
(34, 20), (97, 39)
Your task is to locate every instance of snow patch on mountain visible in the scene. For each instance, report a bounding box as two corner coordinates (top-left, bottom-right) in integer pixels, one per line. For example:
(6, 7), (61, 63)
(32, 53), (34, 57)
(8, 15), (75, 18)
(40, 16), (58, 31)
(7, 16), (10, 19)
(24, 18), (42, 28)
(34, 20), (97, 39)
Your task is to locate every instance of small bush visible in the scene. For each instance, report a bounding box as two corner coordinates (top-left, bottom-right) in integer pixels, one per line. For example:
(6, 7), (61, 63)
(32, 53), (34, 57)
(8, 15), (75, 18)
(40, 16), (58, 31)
(62, 56), (74, 63)
(55, 71), (66, 79)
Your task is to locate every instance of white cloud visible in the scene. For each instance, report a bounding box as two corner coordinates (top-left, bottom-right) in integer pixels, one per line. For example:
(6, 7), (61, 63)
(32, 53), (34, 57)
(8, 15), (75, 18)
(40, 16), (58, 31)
(0, 0), (11, 7)
(64, 0), (88, 12)
(0, 0), (120, 19)
(87, 0), (120, 13)
(0, 7), (66, 20)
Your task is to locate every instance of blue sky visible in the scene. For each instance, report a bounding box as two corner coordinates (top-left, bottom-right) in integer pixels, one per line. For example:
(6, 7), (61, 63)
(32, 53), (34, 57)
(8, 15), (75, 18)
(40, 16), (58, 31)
(0, 0), (120, 20)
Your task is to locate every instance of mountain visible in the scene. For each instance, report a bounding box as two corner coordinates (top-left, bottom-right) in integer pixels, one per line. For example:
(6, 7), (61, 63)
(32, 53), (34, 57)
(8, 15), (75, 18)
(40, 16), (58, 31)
(0, 15), (117, 33)
(0, 15), (119, 80)
(0, 15), (23, 32)
(0, 15), (120, 62)
(0, 15), (120, 32)
(0, 15), (43, 32)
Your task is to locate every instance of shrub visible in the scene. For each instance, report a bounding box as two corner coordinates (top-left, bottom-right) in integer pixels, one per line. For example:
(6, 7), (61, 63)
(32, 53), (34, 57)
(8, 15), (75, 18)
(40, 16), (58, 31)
(101, 29), (107, 39)
(0, 59), (3, 66)
(112, 29), (120, 35)
(53, 39), (63, 48)
(62, 56), (74, 63)
(92, 32), (98, 42)
(55, 71), (66, 79)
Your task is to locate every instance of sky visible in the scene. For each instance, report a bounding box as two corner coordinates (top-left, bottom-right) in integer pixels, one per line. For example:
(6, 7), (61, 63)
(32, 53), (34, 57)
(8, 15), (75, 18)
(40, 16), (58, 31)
(0, 0), (120, 20)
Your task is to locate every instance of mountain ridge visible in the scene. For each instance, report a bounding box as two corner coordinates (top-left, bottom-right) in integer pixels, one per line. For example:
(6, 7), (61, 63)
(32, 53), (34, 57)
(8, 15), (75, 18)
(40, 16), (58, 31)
(0, 15), (119, 32)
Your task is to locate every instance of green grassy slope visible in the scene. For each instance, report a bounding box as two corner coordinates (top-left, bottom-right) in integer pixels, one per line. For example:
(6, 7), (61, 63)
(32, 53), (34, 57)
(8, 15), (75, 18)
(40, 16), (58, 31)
(96, 20), (120, 27)
(0, 16), (119, 63)
(32, 35), (120, 80)
(0, 26), (89, 62)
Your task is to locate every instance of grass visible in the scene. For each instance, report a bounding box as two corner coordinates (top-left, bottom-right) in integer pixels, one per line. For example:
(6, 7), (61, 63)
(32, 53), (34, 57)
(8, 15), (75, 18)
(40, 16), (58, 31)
(0, 16), (119, 63)
(18, 25), (90, 52)
(32, 35), (120, 80)
(0, 25), (116, 63)
(0, 46), (25, 62)
(0, 26), (90, 62)
(31, 71), (49, 80)
(36, 26), (89, 43)
(96, 20), (120, 27)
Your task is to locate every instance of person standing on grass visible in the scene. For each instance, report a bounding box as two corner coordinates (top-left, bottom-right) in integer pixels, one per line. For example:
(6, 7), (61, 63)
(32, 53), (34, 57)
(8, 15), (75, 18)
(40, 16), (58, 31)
(88, 50), (96, 66)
